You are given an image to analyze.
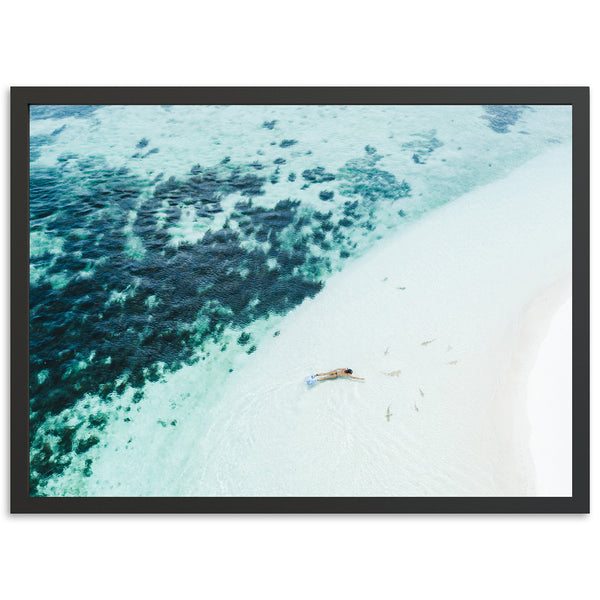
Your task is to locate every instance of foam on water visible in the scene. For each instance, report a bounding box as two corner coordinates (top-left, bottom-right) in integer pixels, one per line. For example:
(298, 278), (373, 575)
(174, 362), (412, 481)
(28, 104), (572, 495)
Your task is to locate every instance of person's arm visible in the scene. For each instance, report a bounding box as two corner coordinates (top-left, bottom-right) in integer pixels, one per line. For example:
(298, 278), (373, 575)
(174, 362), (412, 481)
(347, 374), (365, 380)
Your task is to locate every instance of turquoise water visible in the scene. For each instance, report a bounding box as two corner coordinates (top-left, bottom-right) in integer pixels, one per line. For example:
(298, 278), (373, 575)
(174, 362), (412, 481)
(29, 104), (571, 496)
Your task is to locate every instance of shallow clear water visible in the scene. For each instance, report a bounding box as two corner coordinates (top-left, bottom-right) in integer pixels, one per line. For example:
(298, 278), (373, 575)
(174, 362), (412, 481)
(29, 104), (571, 496)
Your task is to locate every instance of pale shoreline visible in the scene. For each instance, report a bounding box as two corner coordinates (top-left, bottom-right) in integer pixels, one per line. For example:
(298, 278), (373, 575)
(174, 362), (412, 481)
(526, 297), (573, 495)
(183, 144), (572, 497)
(488, 277), (571, 495)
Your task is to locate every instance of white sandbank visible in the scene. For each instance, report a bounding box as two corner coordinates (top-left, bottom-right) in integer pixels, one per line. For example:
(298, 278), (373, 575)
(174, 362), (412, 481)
(185, 144), (572, 497)
(527, 298), (572, 495)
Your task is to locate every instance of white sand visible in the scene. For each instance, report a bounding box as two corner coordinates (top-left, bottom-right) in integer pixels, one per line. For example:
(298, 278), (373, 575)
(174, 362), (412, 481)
(527, 298), (572, 495)
(185, 144), (572, 497)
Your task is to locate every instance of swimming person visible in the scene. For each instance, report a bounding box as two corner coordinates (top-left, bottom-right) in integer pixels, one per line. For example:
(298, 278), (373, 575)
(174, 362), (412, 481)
(316, 368), (365, 382)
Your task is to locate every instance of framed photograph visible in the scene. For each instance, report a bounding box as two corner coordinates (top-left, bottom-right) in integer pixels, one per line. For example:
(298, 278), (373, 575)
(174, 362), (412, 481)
(11, 87), (589, 513)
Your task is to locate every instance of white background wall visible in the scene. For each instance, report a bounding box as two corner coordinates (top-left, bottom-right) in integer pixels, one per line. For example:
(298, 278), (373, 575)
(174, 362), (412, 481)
(1, 2), (596, 598)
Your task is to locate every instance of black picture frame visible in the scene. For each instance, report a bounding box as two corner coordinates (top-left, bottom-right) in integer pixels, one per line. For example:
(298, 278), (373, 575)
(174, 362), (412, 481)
(11, 87), (590, 514)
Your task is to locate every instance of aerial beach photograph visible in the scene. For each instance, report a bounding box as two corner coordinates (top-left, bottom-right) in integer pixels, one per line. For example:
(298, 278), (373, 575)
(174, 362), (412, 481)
(27, 102), (573, 499)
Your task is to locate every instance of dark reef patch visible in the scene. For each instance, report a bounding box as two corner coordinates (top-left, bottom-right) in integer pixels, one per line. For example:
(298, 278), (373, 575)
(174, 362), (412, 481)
(279, 139), (298, 148)
(262, 120), (277, 130)
(338, 152), (411, 202)
(402, 130), (443, 164)
(89, 414), (108, 430)
(83, 458), (93, 477)
(76, 435), (100, 454)
(30, 105), (103, 120)
(302, 167), (336, 184)
(481, 105), (528, 134)
(30, 123), (71, 161)
(237, 332), (251, 345)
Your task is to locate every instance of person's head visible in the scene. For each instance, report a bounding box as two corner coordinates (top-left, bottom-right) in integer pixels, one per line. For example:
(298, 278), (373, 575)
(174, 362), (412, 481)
(344, 368), (353, 374)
